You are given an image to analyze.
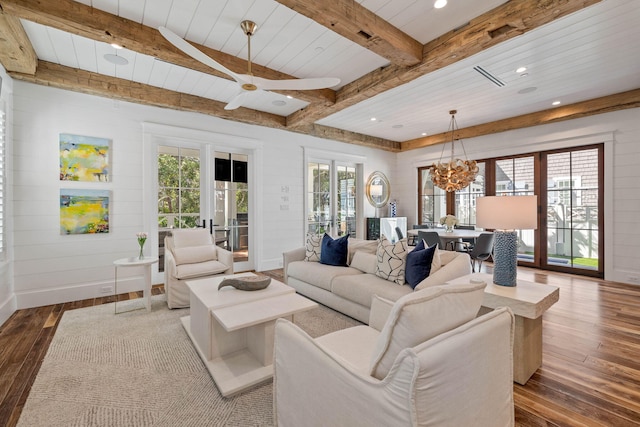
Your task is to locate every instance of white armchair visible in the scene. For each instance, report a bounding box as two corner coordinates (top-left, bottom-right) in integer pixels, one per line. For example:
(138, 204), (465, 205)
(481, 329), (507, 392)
(274, 283), (514, 427)
(164, 228), (233, 309)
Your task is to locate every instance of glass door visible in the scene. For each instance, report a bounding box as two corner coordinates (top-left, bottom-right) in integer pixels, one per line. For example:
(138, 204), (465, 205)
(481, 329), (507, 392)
(307, 161), (358, 238)
(543, 146), (602, 273)
(213, 151), (251, 270)
(157, 145), (201, 273)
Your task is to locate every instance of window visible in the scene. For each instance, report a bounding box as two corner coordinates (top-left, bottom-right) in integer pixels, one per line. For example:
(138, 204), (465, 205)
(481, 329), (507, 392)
(418, 166), (446, 226)
(455, 162), (486, 226)
(418, 145), (603, 278)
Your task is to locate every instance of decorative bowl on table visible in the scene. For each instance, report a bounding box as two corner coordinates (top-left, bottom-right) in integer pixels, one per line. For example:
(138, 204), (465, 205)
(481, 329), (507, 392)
(218, 276), (271, 291)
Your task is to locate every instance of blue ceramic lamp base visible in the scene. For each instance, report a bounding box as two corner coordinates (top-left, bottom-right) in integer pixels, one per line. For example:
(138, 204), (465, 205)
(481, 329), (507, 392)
(493, 230), (518, 287)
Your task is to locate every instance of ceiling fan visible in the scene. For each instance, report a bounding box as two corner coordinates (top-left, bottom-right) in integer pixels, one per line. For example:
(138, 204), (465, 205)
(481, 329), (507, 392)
(159, 21), (341, 110)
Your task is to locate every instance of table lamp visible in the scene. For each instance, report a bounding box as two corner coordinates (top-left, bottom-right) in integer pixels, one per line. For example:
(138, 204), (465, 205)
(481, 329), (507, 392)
(476, 195), (537, 286)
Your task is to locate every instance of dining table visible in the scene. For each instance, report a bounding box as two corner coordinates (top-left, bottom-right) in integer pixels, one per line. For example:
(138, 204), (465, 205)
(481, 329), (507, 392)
(407, 228), (490, 250)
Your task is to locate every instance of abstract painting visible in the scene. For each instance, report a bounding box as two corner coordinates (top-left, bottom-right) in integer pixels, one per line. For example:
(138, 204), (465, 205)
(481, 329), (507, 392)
(60, 133), (110, 181)
(60, 189), (110, 234)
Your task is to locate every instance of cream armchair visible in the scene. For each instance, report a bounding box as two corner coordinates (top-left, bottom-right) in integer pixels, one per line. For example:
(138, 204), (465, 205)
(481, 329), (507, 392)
(274, 283), (514, 427)
(164, 228), (233, 309)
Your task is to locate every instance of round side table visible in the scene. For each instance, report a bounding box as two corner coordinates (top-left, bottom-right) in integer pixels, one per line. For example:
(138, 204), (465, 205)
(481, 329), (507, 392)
(113, 256), (159, 314)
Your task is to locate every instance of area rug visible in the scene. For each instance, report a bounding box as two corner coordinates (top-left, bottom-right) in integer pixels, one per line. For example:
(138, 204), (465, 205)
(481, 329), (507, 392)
(18, 296), (360, 426)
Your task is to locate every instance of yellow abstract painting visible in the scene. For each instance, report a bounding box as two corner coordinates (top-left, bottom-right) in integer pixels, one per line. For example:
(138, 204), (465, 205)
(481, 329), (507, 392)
(60, 189), (110, 234)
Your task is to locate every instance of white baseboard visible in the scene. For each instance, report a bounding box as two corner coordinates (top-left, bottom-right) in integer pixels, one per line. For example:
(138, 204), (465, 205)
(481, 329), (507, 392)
(0, 294), (17, 327)
(15, 276), (155, 310)
(257, 257), (283, 272)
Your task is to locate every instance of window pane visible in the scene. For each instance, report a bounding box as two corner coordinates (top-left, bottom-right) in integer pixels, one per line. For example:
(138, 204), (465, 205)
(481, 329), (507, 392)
(546, 148), (599, 270)
(419, 168), (446, 226)
(455, 162), (485, 226)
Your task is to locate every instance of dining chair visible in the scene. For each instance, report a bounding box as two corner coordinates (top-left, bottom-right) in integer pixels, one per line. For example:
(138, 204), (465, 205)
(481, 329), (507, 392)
(461, 232), (495, 272)
(451, 225), (475, 251)
(417, 230), (443, 249)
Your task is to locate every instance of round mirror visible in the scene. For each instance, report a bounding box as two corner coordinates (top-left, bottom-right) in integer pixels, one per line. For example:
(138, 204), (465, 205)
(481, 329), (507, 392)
(366, 171), (391, 208)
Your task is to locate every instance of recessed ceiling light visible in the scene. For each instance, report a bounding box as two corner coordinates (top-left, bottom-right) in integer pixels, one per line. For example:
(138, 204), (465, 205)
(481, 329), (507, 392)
(370, 117), (377, 121)
(434, 0), (447, 9)
(286, 95), (293, 99)
(421, 132), (428, 136)
(552, 100), (561, 106)
(272, 100), (286, 106)
(103, 54), (128, 65)
(516, 66), (527, 73)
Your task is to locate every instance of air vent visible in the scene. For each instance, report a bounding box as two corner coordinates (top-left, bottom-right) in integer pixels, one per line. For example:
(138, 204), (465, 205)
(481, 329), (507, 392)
(473, 66), (506, 87)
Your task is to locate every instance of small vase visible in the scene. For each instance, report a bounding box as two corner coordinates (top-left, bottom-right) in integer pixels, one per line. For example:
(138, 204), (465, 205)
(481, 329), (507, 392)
(445, 225), (454, 233)
(138, 244), (144, 260)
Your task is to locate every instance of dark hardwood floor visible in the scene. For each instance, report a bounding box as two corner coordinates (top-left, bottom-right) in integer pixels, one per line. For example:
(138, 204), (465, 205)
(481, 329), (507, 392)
(1, 268), (639, 426)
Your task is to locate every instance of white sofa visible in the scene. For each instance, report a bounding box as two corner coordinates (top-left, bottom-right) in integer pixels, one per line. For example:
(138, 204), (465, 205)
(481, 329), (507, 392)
(274, 283), (515, 426)
(283, 238), (472, 323)
(164, 229), (234, 309)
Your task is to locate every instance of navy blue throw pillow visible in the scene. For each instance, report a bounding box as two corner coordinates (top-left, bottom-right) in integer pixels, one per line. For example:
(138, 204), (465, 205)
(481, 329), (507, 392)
(320, 233), (349, 267)
(405, 240), (437, 288)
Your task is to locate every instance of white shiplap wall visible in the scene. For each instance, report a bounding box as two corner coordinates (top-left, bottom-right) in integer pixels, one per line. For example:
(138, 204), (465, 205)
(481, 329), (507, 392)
(0, 66), (15, 326)
(395, 108), (640, 286)
(10, 80), (394, 310)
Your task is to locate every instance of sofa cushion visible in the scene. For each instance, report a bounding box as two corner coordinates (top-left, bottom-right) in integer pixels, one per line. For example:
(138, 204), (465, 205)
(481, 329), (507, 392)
(172, 228), (212, 248)
(332, 273), (413, 308)
(350, 251), (376, 274)
(173, 244), (218, 265)
(405, 240), (437, 288)
(375, 236), (408, 285)
(347, 239), (378, 265)
(320, 234), (349, 267)
(287, 260), (362, 292)
(369, 282), (486, 380)
(175, 260), (229, 280)
(305, 233), (322, 262)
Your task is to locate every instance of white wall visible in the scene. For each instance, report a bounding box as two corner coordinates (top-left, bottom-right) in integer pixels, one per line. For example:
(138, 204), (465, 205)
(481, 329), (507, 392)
(395, 108), (640, 285)
(11, 81), (395, 309)
(0, 66), (15, 326)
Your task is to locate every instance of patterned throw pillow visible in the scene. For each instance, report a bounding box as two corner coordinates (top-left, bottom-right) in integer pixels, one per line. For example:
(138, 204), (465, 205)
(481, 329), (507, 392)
(375, 236), (408, 285)
(305, 233), (322, 262)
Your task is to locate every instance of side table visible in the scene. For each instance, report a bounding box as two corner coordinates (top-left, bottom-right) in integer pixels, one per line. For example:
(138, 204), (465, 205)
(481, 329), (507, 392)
(113, 256), (159, 314)
(446, 272), (559, 385)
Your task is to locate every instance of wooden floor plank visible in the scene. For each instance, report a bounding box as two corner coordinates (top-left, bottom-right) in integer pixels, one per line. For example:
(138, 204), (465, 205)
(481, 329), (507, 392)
(1, 269), (640, 426)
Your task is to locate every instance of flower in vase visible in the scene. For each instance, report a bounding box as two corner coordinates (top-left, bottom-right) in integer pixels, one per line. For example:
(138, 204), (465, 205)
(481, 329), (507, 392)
(136, 232), (148, 259)
(439, 215), (458, 229)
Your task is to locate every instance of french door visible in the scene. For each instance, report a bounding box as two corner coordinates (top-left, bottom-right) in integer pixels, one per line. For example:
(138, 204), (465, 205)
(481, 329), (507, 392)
(155, 143), (253, 281)
(306, 160), (358, 238)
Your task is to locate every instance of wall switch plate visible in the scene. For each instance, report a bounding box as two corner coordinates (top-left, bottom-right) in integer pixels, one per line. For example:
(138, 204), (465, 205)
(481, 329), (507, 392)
(101, 286), (113, 293)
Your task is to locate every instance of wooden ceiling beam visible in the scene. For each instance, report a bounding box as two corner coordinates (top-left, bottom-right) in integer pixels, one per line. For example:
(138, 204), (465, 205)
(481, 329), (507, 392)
(8, 60), (397, 151)
(0, 0), (335, 105)
(286, 0), (603, 128)
(401, 88), (640, 151)
(274, 0), (421, 66)
(0, 9), (37, 74)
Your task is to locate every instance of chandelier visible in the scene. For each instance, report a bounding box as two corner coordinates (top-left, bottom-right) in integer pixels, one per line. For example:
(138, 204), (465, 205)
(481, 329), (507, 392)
(429, 110), (479, 192)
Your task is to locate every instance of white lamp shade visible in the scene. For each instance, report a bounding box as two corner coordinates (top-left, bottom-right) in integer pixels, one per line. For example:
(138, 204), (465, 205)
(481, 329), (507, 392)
(476, 196), (538, 230)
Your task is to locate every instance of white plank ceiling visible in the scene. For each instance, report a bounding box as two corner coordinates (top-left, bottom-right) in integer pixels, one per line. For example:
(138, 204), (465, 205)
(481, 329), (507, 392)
(17, 0), (640, 143)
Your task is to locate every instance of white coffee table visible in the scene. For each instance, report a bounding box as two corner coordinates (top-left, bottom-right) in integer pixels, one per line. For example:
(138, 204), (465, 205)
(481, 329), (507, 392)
(182, 272), (318, 397)
(446, 272), (559, 385)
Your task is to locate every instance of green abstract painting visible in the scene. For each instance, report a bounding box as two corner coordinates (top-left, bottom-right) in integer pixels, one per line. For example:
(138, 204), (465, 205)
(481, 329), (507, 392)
(60, 133), (110, 181)
(60, 189), (110, 235)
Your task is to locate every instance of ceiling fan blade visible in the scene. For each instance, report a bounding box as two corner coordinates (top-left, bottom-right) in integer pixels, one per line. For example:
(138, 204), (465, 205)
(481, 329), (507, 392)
(158, 26), (242, 83)
(224, 91), (250, 110)
(251, 76), (341, 91)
